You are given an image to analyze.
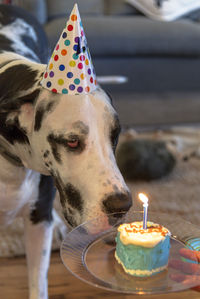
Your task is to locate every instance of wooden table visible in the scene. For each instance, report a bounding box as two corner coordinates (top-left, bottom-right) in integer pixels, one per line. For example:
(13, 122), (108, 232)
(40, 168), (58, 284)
(0, 251), (199, 299)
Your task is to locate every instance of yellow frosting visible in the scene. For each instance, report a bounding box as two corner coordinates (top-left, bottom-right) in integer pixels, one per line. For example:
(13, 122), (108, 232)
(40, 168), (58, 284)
(118, 221), (171, 248)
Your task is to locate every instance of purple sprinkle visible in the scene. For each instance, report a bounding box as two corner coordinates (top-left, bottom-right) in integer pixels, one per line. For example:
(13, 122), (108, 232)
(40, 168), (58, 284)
(69, 84), (75, 91)
(88, 68), (91, 75)
(74, 37), (79, 43)
(77, 86), (83, 93)
(49, 71), (54, 78)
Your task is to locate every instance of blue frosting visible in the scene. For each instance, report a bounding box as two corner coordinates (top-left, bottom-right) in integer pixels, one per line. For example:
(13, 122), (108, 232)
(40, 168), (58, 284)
(115, 232), (170, 275)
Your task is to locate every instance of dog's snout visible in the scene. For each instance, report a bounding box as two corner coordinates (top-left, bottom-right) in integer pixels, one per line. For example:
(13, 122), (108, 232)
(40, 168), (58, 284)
(103, 192), (132, 214)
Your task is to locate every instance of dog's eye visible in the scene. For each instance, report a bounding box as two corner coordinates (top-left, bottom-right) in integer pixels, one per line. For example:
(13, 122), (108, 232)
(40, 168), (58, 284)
(67, 138), (79, 149)
(65, 134), (85, 153)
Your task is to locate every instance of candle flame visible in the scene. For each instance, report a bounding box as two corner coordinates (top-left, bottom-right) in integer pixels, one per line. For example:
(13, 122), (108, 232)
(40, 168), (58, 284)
(138, 193), (149, 205)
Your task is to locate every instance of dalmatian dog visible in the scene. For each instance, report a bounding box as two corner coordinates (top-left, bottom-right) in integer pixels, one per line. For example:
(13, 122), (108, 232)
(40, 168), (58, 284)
(0, 4), (132, 299)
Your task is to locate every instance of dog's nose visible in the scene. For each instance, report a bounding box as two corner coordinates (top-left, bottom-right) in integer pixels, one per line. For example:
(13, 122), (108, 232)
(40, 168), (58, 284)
(102, 192), (132, 214)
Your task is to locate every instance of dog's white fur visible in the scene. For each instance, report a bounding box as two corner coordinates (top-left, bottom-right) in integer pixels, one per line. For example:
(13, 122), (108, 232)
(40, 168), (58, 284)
(0, 84), (130, 299)
(0, 10), (132, 299)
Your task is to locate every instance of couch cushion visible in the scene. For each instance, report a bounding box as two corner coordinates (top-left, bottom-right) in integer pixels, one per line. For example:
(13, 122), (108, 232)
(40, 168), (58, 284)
(86, 16), (200, 57)
(103, 0), (139, 15)
(47, 0), (104, 20)
(45, 16), (200, 57)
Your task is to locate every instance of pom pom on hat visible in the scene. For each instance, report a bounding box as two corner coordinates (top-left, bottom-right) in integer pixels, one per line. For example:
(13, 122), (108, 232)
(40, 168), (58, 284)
(41, 4), (97, 95)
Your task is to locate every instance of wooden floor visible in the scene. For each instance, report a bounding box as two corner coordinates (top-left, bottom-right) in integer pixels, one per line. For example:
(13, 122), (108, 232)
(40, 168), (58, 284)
(0, 251), (199, 299)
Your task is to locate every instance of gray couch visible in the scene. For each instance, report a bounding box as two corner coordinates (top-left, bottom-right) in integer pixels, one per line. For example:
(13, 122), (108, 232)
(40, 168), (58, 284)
(13, 0), (200, 127)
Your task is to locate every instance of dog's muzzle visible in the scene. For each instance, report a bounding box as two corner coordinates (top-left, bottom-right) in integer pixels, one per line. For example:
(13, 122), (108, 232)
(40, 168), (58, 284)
(103, 192), (132, 214)
(102, 191), (132, 224)
(102, 191), (132, 233)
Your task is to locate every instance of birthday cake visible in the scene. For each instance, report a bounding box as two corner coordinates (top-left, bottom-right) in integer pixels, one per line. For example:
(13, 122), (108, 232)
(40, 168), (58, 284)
(115, 221), (171, 277)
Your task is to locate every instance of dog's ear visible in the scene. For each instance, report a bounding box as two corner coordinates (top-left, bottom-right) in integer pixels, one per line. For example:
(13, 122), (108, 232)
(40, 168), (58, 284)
(18, 103), (35, 134)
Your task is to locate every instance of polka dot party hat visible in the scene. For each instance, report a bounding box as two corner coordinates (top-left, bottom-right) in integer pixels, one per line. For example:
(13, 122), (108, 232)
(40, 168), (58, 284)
(41, 4), (97, 95)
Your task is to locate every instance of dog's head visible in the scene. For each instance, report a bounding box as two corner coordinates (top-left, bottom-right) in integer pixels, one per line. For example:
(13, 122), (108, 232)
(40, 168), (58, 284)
(26, 87), (132, 229)
(0, 54), (132, 231)
(0, 3), (132, 231)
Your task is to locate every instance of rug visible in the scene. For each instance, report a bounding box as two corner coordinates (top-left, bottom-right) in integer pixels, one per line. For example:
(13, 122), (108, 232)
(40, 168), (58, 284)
(0, 126), (200, 257)
(119, 126), (200, 227)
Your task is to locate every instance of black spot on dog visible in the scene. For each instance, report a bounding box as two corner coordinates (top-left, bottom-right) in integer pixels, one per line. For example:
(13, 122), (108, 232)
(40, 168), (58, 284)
(34, 101), (56, 131)
(64, 183), (83, 212)
(30, 175), (56, 224)
(0, 59), (41, 146)
(0, 65), (41, 112)
(0, 144), (23, 166)
(47, 132), (86, 163)
(47, 134), (62, 163)
(54, 175), (65, 207)
(72, 121), (89, 135)
(43, 150), (50, 158)
(15, 89), (40, 108)
(0, 114), (30, 145)
(54, 176), (83, 212)
(53, 175), (80, 227)
(110, 114), (121, 153)
(0, 64), (38, 95)
(34, 107), (46, 132)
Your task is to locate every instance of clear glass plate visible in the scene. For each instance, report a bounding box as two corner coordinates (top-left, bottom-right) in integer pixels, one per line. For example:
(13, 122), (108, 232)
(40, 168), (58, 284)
(60, 211), (200, 294)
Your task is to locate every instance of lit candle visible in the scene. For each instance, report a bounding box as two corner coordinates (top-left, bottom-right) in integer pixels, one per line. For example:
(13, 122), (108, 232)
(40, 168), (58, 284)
(138, 193), (149, 229)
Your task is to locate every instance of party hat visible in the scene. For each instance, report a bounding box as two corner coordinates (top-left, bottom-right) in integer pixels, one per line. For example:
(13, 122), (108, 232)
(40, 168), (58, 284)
(41, 4), (97, 95)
